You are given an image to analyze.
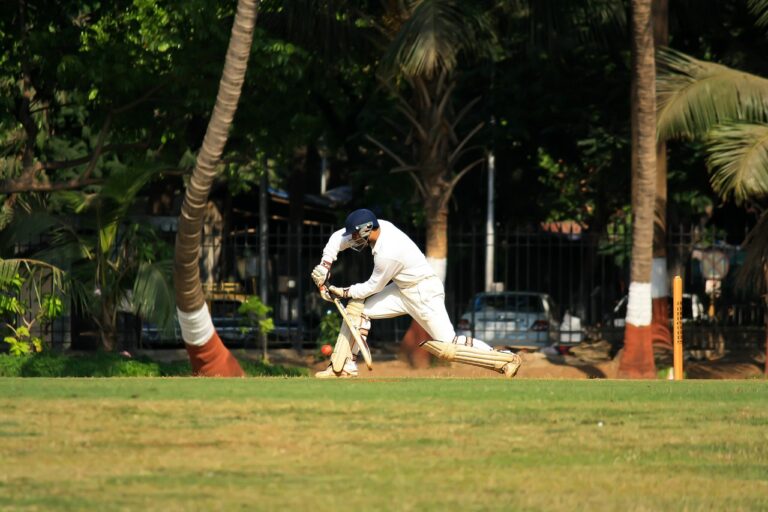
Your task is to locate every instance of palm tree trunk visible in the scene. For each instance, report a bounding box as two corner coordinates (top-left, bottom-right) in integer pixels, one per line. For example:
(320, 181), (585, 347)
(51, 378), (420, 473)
(651, 0), (672, 355)
(400, 195), (450, 368)
(425, 199), (449, 281)
(398, 71), (460, 368)
(174, 0), (259, 377)
(620, 0), (657, 379)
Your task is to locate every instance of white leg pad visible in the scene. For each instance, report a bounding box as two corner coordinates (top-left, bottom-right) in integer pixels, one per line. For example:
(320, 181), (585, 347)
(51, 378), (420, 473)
(421, 340), (522, 377)
(331, 299), (366, 372)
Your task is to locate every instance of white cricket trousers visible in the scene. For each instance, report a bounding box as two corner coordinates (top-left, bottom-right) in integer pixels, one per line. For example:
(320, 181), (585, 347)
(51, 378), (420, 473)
(362, 276), (493, 350)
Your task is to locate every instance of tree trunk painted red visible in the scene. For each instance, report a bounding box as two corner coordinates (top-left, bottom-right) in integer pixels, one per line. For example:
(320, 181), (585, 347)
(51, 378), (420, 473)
(651, 297), (672, 350)
(618, 324), (656, 379)
(186, 332), (245, 377)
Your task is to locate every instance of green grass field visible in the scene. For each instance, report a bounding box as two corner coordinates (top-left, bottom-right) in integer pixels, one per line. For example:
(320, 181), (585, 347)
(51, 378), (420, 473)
(1, 378), (767, 511)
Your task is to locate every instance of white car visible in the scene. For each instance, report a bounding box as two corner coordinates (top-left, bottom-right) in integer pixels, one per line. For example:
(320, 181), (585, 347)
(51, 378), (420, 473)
(607, 293), (705, 327)
(456, 292), (561, 349)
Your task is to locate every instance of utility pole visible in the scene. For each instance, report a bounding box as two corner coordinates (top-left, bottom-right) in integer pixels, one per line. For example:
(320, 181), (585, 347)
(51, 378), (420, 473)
(485, 148), (495, 292)
(259, 157), (269, 361)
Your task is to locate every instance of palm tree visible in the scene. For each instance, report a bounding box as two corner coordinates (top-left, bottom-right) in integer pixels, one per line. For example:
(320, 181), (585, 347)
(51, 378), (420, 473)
(367, 0), (494, 365)
(619, 0), (657, 379)
(372, 0), (494, 274)
(656, 0), (768, 374)
(174, 0), (259, 377)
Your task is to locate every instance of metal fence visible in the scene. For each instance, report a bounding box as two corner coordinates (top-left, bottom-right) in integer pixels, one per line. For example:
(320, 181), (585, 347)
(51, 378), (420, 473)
(8, 219), (765, 353)
(196, 220), (765, 351)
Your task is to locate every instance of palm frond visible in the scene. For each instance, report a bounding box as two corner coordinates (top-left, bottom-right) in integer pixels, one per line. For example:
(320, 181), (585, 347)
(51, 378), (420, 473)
(132, 260), (176, 333)
(749, 0), (768, 28)
(736, 206), (768, 294)
(384, 0), (495, 78)
(0, 210), (61, 255)
(100, 166), (159, 204)
(705, 122), (768, 204)
(0, 258), (66, 293)
(528, 0), (626, 49)
(657, 49), (768, 140)
(0, 200), (15, 231)
(0, 259), (21, 289)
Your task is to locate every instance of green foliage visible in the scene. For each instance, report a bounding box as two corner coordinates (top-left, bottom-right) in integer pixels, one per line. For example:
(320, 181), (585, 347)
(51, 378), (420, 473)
(0, 271), (25, 317)
(237, 295), (275, 336)
(0, 353), (306, 377)
(238, 358), (306, 377)
(751, 0), (768, 27)
(536, 147), (595, 223)
(658, 50), (768, 204)
(4, 326), (42, 356)
(383, 0), (497, 78)
(0, 259), (65, 356)
(317, 310), (341, 347)
(705, 122), (768, 204)
(657, 49), (768, 141)
(597, 207), (632, 267)
(42, 171), (174, 349)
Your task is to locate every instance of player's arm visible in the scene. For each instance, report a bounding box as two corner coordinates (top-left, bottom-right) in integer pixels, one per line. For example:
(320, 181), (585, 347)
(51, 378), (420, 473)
(311, 229), (349, 294)
(330, 257), (402, 300)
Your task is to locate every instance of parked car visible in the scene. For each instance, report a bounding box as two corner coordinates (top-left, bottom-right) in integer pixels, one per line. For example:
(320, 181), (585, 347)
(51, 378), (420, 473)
(606, 293), (705, 328)
(456, 291), (561, 349)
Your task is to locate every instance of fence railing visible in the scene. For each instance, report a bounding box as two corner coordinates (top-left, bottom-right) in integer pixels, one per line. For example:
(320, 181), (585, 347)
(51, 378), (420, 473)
(182, 220), (765, 350)
(9, 219), (766, 353)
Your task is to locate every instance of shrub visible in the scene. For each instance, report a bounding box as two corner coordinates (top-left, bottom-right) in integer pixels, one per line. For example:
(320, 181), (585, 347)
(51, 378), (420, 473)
(0, 353), (307, 377)
(317, 310), (341, 348)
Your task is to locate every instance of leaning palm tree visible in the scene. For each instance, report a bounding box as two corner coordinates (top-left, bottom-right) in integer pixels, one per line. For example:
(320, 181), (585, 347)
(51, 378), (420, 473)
(174, 0), (259, 377)
(619, 0), (657, 379)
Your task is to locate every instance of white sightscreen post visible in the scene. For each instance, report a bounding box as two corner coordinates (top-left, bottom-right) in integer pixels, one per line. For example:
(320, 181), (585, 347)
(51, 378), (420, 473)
(485, 151), (495, 292)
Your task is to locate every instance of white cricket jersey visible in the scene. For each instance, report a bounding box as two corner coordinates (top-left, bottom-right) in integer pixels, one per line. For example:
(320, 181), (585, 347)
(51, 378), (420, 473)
(321, 220), (436, 299)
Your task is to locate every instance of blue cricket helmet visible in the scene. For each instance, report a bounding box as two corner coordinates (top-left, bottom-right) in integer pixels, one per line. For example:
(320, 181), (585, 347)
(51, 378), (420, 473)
(343, 209), (379, 251)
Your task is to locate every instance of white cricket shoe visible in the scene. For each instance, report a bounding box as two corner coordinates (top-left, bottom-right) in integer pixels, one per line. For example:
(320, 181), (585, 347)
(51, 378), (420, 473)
(314, 359), (359, 379)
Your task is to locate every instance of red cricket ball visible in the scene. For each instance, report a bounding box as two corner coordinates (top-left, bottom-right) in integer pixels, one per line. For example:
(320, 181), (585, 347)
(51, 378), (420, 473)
(320, 344), (333, 357)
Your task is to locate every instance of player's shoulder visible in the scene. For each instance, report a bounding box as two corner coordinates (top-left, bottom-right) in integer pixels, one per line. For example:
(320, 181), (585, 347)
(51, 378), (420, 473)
(378, 219), (400, 232)
(378, 219), (406, 238)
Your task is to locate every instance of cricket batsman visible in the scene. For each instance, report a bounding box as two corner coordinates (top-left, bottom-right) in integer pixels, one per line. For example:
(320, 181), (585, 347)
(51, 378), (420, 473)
(311, 209), (522, 378)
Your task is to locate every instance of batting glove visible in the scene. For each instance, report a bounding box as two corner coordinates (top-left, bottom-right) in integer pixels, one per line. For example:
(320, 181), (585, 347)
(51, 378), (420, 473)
(311, 261), (332, 288)
(328, 285), (350, 299)
(318, 285), (334, 302)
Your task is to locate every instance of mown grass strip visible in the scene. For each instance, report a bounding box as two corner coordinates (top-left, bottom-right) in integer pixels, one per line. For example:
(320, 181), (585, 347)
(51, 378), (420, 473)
(0, 378), (766, 511)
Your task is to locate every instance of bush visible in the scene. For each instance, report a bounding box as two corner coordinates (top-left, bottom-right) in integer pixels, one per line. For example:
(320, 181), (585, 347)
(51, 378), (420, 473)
(239, 358), (306, 377)
(0, 354), (26, 377)
(0, 353), (307, 377)
(317, 310), (341, 347)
